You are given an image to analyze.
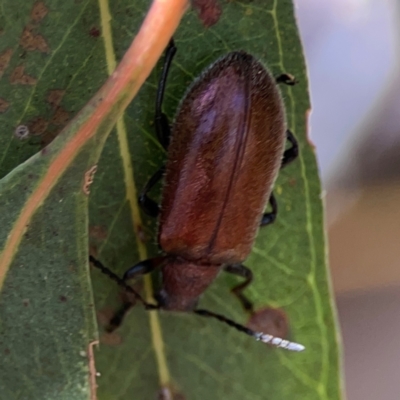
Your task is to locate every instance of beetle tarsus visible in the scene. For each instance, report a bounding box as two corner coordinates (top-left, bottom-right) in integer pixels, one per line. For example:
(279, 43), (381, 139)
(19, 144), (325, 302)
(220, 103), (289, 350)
(260, 192), (278, 226)
(275, 73), (298, 86)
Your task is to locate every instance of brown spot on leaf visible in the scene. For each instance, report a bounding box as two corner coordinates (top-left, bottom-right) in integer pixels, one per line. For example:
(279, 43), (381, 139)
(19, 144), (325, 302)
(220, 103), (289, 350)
(30, 2), (48, 22)
(89, 245), (98, 258)
(247, 307), (289, 343)
(0, 49), (13, 78)
(22, 299), (30, 307)
(40, 130), (58, 147)
(89, 27), (101, 38)
(20, 27), (49, 53)
(97, 307), (115, 327)
(97, 307), (126, 346)
(89, 225), (108, 241)
(191, 0), (222, 27)
(4, 348), (10, 355)
(100, 331), (122, 346)
(10, 65), (37, 85)
(59, 295), (67, 302)
(47, 89), (65, 109)
(0, 98), (10, 113)
(288, 178), (297, 186)
(50, 106), (70, 126)
(27, 116), (48, 135)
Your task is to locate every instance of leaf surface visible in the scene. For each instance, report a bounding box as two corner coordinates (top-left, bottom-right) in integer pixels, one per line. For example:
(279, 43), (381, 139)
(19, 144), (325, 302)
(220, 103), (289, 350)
(89, 1), (342, 400)
(0, 0), (341, 399)
(0, 0), (186, 398)
(0, 2), (106, 398)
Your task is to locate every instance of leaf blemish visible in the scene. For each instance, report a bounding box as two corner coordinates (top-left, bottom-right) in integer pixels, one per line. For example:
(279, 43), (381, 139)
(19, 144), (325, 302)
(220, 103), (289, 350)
(27, 116), (48, 135)
(20, 27), (50, 53)
(0, 98), (10, 113)
(247, 307), (289, 347)
(14, 125), (30, 139)
(50, 106), (70, 126)
(30, 1), (48, 23)
(47, 89), (65, 109)
(97, 307), (115, 327)
(0, 49), (13, 78)
(10, 65), (37, 85)
(83, 165), (98, 195)
(100, 331), (122, 347)
(89, 27), (101, 38)
(89, 225), (108, 241)
(89, 245), (98, 258)
(191, 0), (222, 27)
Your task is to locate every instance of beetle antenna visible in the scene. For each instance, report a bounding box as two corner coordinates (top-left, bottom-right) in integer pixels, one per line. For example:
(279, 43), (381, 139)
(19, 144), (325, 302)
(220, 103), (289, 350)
(89, 256), (159, 311)
(194, 309), (305, 352)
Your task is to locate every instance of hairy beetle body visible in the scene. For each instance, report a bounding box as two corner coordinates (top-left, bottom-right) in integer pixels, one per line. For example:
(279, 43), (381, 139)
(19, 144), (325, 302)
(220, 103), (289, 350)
(90, 42), (304, 351)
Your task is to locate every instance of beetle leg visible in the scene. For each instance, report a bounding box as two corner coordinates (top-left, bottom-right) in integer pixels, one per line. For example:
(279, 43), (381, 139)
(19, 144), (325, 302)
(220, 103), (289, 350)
(101, 257), (165, 331)
(89, 255), (161, 332)
(260, 192), (277, 227)
(123, 256), (165, 281)
(224, 264), (254, 313)
(281, 129), (298, 168)
(275, 73), (297, 86)
(155, 39), (177, 149)
(261, 130), (297, 226)
(106, 302), (134, 333)
(139, 165), (166, 217)
(108, 257), (165, 331)
(260, 132), (297, 227)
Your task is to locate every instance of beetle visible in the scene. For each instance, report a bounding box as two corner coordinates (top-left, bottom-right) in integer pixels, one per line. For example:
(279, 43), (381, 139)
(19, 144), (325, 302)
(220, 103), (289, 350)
(90, 40), (303, 351)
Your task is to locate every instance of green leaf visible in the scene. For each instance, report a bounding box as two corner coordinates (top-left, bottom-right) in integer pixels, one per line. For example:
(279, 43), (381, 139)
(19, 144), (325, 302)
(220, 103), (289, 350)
(0, 1), (108, 178)
(0, 0), (184, 398)
(0, 2), (107, 398)
(0, 148), (99, 400)
(0, 1), (341, 400)
(89, 2), (342, 400)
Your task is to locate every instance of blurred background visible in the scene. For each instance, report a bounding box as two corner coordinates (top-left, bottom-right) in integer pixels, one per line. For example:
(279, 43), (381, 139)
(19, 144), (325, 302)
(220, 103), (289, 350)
(295, 0), (400, 399)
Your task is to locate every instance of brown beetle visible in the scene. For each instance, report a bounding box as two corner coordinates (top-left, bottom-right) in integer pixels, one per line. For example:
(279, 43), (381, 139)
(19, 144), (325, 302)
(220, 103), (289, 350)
(90, 40), (303, 351)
